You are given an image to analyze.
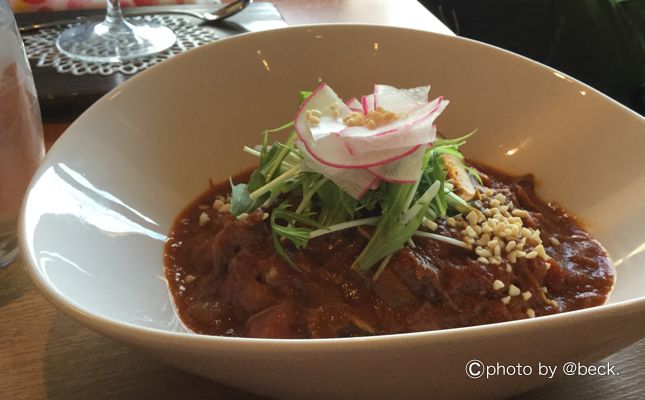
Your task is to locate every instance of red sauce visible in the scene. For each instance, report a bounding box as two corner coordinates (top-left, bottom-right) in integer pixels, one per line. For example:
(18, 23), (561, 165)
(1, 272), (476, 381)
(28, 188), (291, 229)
(164, 166), (614, 338)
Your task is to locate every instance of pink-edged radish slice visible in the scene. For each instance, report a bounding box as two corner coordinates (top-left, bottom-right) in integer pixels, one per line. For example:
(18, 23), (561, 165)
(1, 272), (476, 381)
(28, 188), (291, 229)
(361, 94), (376, 115)
(374, 84), (430, 99)
(369, 176), (380, 190)
(357, 175), (381, 198)
(367, 144), (427, 184)
(372, 84), (397, 110)
(302, 111), (444, 168)
(295, 83), (352, 141)
(346, 113), (439, 155)
(295, 83), (448, 170)
(339, 97), (448, 157)
(373, 84), (397, 93)
(342, 112), (437, 155)
(340, 96), (446, 139)
(374, 85), (431, 114)
(299, 142), (379, 199)
(302, 131), (423, 169)
(345, 97), (363, 112)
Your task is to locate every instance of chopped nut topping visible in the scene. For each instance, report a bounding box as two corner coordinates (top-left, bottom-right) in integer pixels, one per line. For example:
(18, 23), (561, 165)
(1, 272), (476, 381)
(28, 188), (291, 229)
(507, 251), (518, 263)
(501, 296), (511, 305)
(448, 188), (551, 267)
(493, 280), (505, 290)
(493, 245), (501, 257)
(198, 212), (210, 227)
(512, 209), (530, 218)
(237, 212), (249, 221)
(476, 247), (492, 258)
(535, 244), (549, 260)
(521, 291), (532, 301)
(305, 109), (321, 126)
(329, 104), (341, 118)
(526, 308), (536, 318)
(508, 284), (521, 297)
(342, 107), (398, 130)
(463, 225), (478, 239)
(213, 199), (225, 210)
(494, 194), (507, 203)
(466, 210), (479, 226)
(505, 240), (516, 252)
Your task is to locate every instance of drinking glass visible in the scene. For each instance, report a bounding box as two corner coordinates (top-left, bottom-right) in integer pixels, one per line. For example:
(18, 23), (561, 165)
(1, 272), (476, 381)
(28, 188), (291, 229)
(0, 1), (45, 267)
(56, 0), (176, 63)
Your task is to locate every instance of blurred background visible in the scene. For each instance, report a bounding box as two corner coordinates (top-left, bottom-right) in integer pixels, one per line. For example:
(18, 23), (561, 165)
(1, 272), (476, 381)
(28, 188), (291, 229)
(10, 0), (645, 116)
(420, 0), (645, 116)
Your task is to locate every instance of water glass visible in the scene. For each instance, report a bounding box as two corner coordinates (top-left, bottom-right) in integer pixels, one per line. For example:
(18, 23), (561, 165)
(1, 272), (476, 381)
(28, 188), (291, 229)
(0, 0), (45, 267)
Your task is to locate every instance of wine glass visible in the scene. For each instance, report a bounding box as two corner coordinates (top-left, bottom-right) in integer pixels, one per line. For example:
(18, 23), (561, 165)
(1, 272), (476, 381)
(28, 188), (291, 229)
(56, 0), (176, 63)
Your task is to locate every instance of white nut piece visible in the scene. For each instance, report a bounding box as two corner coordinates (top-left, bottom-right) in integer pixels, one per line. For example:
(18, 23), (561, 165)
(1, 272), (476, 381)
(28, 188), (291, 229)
(198, 212), (210, 227)
(508, 284), (521, 297)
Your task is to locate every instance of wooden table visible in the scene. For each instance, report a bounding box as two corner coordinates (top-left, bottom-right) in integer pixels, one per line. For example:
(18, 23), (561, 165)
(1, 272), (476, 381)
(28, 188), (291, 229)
(2, 1), (643, 399)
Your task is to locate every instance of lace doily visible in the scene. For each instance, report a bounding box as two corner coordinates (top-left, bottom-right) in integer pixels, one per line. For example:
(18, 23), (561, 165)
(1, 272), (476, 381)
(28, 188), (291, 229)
(22, 15), (219, 76)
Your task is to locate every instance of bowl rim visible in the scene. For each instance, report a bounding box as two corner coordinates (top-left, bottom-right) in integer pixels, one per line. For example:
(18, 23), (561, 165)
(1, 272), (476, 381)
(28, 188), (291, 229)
(19, 23), (645, 349)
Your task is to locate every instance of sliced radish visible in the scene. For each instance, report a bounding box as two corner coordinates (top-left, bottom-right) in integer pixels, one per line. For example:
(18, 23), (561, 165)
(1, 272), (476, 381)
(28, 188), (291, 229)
(357, 176), (380, 198)
(338, 97), (448, 156)
(367, 144), (427, 183)
(369, 177), (381, 190)
(302, 133), (423, 169)
(361, 94), (375, 115)
(348, 107), (442, 153)
(374, 85), (431, 114)
(300, 143), (379, 199)
(345, 97), (362, 112)
(294, 83), (448, 185)
(340, 96), (446, 139)
(295, 83), (352, 141)
(373, 84), (397, 93)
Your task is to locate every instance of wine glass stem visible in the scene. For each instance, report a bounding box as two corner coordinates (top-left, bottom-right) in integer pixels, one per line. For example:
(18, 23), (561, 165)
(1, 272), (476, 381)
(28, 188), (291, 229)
(105, 0), (125, 25)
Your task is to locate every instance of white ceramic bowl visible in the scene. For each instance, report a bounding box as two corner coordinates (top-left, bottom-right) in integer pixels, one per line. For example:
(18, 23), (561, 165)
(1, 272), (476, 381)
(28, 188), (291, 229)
(20, 25), (645, 400)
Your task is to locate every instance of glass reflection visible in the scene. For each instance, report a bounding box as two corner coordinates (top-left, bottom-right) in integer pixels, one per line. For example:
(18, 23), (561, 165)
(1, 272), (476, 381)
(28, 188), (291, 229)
(26, 163), (165, 241)
(40, 250), (92, 278)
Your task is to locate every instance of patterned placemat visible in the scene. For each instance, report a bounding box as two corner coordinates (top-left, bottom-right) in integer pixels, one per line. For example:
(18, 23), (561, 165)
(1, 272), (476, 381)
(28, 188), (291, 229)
(14, 2), (287, 120)
(23, 15), (220, 76)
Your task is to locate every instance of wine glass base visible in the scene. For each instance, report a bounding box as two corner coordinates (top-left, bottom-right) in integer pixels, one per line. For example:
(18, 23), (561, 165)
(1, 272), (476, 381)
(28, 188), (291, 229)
(56, 19), (176, 63)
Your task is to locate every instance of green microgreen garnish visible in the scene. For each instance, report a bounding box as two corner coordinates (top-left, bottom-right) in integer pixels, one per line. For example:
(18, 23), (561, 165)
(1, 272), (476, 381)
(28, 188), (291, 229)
(230, 91), (478, 273)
